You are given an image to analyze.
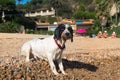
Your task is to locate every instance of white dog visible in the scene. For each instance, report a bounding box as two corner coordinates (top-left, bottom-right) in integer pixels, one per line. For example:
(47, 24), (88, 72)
(21, 24), (73, 75)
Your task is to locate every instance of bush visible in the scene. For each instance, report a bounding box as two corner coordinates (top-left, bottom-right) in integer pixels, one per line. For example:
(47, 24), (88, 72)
(0, 21), (21, 33)
(14, 17), (36, 30)
(47, 31), (54, 35)
(106, 27), (120, 38)
(86, 19), (101, 36)
(26, 29), (35, 34)
(26, 29), (53, 35)
(47, 16), (57, 24)
(87, 23), (120, 38)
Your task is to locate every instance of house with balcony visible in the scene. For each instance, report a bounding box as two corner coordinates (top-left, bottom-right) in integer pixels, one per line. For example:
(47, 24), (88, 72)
(25, 8), (55, 17)
(75, 19), (94, 35)
(35, 19), (76, 31)
(75, 19), (93, 30)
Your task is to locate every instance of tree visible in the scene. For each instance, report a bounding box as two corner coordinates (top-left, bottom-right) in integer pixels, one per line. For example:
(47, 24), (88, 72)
(109, 0), (120, 25)
(73, 2), (95, 19)
(17, 0), (95, 18)
(96, 0), (120, 29)
(48, 0), (65, 16)
(0, 0), (16, 22)
(0, 0), (16, 10)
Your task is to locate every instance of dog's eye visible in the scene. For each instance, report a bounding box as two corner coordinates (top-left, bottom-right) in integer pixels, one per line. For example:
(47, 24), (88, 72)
(61, 29), (64, 31)
(68, 27), (73, 31)
(60, 28), (65, 31)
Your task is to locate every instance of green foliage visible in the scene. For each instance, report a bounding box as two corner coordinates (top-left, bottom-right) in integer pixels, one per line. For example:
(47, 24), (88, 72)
(48, 0), (64, 9)
(0, 21), (21, 33)
(26, 29), (35, 34)
(73, 2), (96, 19)
(40, 16), (47, 23)
(47, 16), (57, 24)
(0, 16), (36, 33)
(107, 27), (120, 38)
(57, 8), (73, 18)
(0, 0), (16, 10)
(14, 17), (36, 30)
(36, 16), (57, 24)
(26, 29), (53, 35)
(16, 0), (100, 19)
(86, 19), (101, 36)
(47, 30), (53, 35)
(95, 0), (102, 4)
(87, 22), (120, 38)
(98, 0), (108, 10)
(29, 0), (44, 9)
(78, 3), (85, 11)
(0, 0), (15, 5)
(74, 0), (93, 5)
(74, 11), (96, 19)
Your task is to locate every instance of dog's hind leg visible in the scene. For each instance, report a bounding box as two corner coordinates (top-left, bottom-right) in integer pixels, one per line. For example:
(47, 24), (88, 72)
(26, 46), (33, 62)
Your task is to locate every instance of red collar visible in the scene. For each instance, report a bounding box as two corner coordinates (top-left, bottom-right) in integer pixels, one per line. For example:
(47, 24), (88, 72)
(54, 39), (65, 50)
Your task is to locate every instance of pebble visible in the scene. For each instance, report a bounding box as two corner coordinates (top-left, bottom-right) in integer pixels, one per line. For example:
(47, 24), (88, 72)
(0, 54), (120, 80)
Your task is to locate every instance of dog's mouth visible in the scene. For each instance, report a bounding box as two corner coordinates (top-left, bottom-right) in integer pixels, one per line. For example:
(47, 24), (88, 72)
(62, 34), (72, 41)
(61, 32), (73, 41)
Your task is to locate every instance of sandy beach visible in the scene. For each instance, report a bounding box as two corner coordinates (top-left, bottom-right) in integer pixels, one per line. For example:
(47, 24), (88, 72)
(0, 33), (120, 80)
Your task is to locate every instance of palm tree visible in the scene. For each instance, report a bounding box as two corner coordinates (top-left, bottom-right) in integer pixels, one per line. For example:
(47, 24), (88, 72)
(109, 0), (120, 25)
(96, 0), (120, 29)
(48, 0), (65, 16)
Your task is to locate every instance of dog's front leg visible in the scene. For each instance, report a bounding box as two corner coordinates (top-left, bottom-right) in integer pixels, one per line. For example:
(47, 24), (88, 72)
(26, 52), (30, 62)
(57, 58), (67, 75)
(48, 56), (59, 75)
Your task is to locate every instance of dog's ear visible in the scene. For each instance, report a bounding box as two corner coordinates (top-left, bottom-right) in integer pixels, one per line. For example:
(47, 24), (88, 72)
(71, 36), (73, 42)
(54, 27), (60, 40)
(71, 32), (73, 42)
(68, 26), (74, 42)
(54, 24), (64, 40)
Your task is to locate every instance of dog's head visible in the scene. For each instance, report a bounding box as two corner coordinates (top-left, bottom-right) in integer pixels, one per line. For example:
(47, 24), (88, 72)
(54, 24), (73, 42)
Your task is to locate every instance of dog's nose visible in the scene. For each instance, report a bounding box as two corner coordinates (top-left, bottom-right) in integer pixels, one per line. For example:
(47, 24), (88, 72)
(65, 33), (70, 36)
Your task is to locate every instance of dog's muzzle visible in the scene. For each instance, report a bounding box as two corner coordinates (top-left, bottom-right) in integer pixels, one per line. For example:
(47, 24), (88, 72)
(63, 32), (72, 40)
(65, 33), (70, 37)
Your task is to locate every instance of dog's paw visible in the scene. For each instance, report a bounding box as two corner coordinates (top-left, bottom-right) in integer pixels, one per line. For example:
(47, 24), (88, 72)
(26, 58), (30, 62)
(61, 71), (67, 75)
(54, 72), (59, 75)
(62, 72), (67, 75)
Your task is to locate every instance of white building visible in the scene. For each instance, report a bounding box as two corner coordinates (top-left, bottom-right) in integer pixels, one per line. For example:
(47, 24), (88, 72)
(25, 8), (55, 17)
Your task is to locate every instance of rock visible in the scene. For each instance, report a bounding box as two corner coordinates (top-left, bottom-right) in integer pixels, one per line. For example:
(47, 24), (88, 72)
(15, 73), (22, 79)
(26, 72), (32, 80)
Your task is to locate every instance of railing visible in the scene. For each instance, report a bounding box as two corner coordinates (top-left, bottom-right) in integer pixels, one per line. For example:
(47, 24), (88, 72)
(25, 10), (55, 17)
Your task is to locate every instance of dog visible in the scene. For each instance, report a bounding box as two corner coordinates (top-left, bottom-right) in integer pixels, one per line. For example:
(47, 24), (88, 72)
(21, 24), (73, 75)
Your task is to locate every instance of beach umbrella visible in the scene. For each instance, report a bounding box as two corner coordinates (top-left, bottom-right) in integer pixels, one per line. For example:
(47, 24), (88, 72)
(76, 29), (86, 33)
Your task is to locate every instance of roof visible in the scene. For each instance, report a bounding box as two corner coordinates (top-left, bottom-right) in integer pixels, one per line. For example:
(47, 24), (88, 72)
(35, 22), (50, 26)
(58, 19), (75, 25)
(76, 19), (93, 25)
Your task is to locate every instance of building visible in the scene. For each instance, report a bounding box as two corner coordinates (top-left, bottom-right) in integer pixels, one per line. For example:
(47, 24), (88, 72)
(35, 22), (58, 31)
(35, 19), (76, 31)
(25, 8), (55, 17)
(58, 18), (76, 32)
(75, 19), (93, 30)
(75, 19), (94, 36)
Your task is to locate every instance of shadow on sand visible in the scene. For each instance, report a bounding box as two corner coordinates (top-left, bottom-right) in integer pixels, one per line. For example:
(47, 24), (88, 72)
(62, 59), (98, 72)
